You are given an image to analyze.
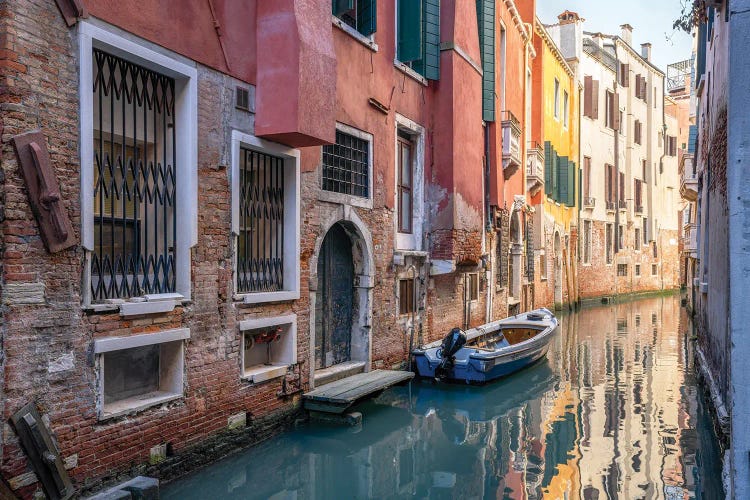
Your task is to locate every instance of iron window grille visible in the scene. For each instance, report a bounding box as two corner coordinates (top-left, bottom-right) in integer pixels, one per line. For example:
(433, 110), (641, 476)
(92, 49), (177, 301)
(617, 264), (628, 277)
(322, 130), (369, 198)
(237, 147), (285, 293)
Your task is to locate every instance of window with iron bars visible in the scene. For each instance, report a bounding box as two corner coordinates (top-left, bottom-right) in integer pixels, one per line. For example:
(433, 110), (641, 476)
(237, 147), (285, 293)
(92, 49), (176, 301)
(322, 130), (369, 198)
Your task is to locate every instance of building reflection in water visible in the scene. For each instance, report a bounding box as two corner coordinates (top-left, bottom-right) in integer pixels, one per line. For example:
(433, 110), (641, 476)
(163, 296), (722, 500)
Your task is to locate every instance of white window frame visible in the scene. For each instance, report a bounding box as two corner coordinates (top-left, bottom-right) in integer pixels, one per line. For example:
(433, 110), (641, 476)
(239, 314), (297, 384)
(554, 78), (560, 119)
(231, 131), (301, 304)
(563, 90), (569, 127)
(319, 122), (374, 209)
(394, 114), (425, 251)
(94, 327), (190, 420)
(78, 21), (198, 306)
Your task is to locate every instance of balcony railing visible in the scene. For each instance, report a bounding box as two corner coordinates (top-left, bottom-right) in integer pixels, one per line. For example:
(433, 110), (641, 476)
(606, 201), (616, 211)
(583, 196), (595, 208)
(526, 141), (544, 195)
(635, 205), (644, 214)
(501, 110), (522, 176)
(618, 200), (627, 210)
(680, 153), (698, 202)
(683, 223), (697, 255)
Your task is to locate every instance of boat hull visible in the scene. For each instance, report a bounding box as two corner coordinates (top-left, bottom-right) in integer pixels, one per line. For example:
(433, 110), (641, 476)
(411, 309), (557, 384)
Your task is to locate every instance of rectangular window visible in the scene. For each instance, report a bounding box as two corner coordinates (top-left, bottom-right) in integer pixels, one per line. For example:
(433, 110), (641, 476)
(399, 278), (416, 315)
(583, 156), (591, 199)
(634, 179), (643, 213)
(605, 90), (619, 129)
(643, 217), (648, 244)
(619, 171), (625, 208)
(635, 228), (641, 249)
(240, 315), (297, 383)
(635, 264), (641, 276)
(95, 328), (189, 420)
(92, 49), (177, 301)
(619, 63), (629, 87)
(606, 224), (614, 264)
(397, 0), (440, 80)
(397, 132), (413, 233)
(617, 263), (628, 277)
(642, 159), (648, 182)
(583, 220), (592, 264)
(618, 224), (625, 251)
(332, 0), (377, 37)
(554, 79), (560, 119)
(634, 120), (642, 145)
(563, 90), (569, 126)
(652, 263), (658, 276)
(237, 148), (285, 293)
(468, 273), (479, 301)
(583, 76), (599, 119)
(539, 250), (547, 280)
(322, 129), (370, 198)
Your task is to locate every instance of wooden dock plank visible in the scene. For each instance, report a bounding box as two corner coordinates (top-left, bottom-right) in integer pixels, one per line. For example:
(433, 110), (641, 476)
(303, 369), (414, 413)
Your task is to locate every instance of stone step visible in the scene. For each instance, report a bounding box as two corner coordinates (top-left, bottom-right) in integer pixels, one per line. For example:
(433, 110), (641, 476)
(313, 361), (367, 387)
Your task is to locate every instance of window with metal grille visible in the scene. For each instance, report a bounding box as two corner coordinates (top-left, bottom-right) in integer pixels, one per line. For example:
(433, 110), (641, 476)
(635, 264), (641, 276)
(397, 131), (413, 233)
(605, 224), (614, 264)
(237, 147), (285, 293)
(322, 130), (369, 198)
(617, 264), (628, 277)
(399, 278), (415, 315)
(92, 49), (176, 301)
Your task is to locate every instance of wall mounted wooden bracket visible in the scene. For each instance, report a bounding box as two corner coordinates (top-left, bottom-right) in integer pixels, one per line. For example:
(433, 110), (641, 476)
(11, 130), (77, 253)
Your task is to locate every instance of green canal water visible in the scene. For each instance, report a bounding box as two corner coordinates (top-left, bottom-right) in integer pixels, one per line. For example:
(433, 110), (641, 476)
(163, 295), (723, 499)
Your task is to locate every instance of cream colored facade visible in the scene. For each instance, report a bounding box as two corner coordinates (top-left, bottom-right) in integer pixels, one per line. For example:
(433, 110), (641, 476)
(547, 14), (680, 298)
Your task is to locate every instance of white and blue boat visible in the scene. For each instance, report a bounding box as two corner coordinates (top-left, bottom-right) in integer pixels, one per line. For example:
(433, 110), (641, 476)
(411, 308), (558, 384)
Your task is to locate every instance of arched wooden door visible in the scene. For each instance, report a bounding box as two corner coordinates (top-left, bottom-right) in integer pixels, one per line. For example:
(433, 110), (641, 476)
(315, 223), (354, 369)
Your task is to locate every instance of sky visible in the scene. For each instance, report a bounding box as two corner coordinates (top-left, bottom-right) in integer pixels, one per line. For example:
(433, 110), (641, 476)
(537, 0), (694, 72)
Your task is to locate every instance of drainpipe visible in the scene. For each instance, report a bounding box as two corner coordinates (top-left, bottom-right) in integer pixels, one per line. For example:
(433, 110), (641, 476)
(576, 82), (583, 308)
(659, 75), (667, 291)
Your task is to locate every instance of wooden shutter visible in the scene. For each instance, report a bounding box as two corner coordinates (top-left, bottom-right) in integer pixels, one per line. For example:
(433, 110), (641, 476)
(612, 92), (620, 130)
(605, 164), (612, 204)
(544, 141), (552, 190)
(476, 0), (495, 120)
(641, 78), (648, 103)
(591, 79), (599, 119)
(357, 0), (377, 36)
(333, 0), (354, 16)
(621, 63), (629, 87)
(567, 160), (576, 207)
(552, 150), (560, 201)
(398, 0), (423, 62)
(558, 155), (569, 204)
(584, 76), (592, 117)
(422, 0), (441, 80)
(583, 157), (591, 198)
(619, 171), (625, 203)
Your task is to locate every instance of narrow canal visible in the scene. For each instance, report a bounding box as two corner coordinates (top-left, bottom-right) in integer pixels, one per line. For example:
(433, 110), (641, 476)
(163, 295), (723, 499)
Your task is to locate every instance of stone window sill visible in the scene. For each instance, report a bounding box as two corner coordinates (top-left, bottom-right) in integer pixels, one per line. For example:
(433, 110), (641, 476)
(101, 391), (182, 421)
(85, 293), (185, 316)
(242, 364), (289, 384)
(233, 290), (300, 305)
(318, 189), (373, 209)
(393, 60), (428, 86)
(332, 16), (378, 52)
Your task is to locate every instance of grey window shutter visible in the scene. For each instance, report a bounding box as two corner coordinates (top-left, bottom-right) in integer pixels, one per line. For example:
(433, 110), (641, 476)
(544, 141), (552, 192)
(357, 0), (377, 36)
(558, 156), (569, 203)
(567, 160), (576, 207)
(398, 0), (423, 62)
(476, 0), (494, 119)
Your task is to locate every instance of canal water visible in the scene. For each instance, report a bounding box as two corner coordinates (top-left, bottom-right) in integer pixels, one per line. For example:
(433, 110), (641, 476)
(163, 295), (723, 499)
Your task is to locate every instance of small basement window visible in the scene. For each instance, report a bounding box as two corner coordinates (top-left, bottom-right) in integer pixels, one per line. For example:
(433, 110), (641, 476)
(635, 264), (641, 276)
(95, 328), (189, 420)
(617, 264), (628, 277)
(652, 263), (658, 276)
(240, 314), (297, 384)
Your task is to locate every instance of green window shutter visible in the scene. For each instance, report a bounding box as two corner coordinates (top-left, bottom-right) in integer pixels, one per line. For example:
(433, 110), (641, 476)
(552, 150), (559, 201)
(422, 0), (440, 80)
(558, 156), (569, 203)
(476, 0), (495, 120)
(398, 0), (423, 63)
(544, 142), (552, 190)
(567, 160), (576, 207)
(357, 0), (377, 36)
(333, 0), (354, 16)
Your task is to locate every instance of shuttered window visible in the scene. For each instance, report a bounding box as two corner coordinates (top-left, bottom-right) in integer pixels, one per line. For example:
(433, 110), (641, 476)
(333, 0), (377, 36)
(634, 179), (643, 213)
(619, 63), (629, 87)
(619, 172), (625, 208)
(476, 0), (495, 121)
(605, 91), (619, 130)
(398, 0), (440, 80)
(634, 120), (642, 145)
(583, 156), (591, 199)
(605, 164), (615, 209)
(558, 155), (569, 203)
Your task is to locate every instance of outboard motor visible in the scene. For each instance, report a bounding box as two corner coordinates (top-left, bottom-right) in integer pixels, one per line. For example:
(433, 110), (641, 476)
(435, 327), (467, 380)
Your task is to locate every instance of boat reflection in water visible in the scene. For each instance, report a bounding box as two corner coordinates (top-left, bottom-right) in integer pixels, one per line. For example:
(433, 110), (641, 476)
(162, 295), (723, 499)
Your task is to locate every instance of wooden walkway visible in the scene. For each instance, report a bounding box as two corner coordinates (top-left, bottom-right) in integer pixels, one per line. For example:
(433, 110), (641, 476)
(303, 369), (414, 414)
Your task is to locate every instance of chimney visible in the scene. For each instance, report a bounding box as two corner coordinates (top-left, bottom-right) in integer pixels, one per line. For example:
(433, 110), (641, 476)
(641, 42), (652, 61)
(620, 23), (633, 46)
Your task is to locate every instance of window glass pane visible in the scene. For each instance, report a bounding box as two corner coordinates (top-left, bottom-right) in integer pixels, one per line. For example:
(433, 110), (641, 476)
(323, 130), (369, 197)
(400, 191), (412, 232)
(400, 142), (412, 188)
